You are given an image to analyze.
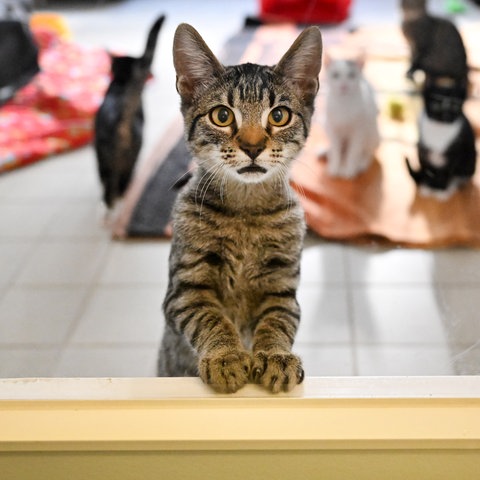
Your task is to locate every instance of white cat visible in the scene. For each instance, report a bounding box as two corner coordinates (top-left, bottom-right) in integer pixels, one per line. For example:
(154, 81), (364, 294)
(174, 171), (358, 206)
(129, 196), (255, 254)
(324, 57), (380, 178)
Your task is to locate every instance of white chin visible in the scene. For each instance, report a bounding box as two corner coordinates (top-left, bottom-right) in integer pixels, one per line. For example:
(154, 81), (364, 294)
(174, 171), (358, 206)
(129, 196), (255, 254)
(235, 168), (275, 184)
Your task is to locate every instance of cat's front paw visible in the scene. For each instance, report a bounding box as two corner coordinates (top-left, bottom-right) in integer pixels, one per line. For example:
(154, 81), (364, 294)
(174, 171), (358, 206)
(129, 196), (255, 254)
(199, 350), (251, 393)
(251, 351), (304, 393)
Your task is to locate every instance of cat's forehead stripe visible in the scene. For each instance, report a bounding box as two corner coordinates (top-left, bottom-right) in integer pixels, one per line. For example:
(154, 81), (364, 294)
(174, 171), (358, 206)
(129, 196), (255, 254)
(227, 89), (235, 109)
(225, 64), (278, 105)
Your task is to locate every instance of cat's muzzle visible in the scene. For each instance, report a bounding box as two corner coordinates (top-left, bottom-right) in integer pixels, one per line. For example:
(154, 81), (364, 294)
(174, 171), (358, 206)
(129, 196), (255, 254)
(237, 164), (268, 175)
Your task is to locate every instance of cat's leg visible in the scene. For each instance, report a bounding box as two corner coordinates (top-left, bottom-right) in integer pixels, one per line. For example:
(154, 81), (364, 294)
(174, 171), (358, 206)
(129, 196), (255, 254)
(251, 297), (304, 393)
(431, 178), (464, 201)
(326, 135), (345, 177)
(418, 184), (435, 197)
(343, 132), (367, 178)
(163, 289), (251, 393)
(359, 126), (379, 172)
(344, 123), (378, 177)
(158, 324), (198, 376)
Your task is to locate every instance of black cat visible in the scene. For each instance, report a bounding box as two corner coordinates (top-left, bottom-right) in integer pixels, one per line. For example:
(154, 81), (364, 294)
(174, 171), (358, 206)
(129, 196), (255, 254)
(94, 15), (165, 209)
(406, 76), (476, 199)
(400, 0), (468, 87)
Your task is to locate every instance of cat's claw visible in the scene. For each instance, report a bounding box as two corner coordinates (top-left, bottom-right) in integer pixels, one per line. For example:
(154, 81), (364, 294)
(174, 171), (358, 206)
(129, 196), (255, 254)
(252, 351), (304, 393)
(199, 350), (251, 394)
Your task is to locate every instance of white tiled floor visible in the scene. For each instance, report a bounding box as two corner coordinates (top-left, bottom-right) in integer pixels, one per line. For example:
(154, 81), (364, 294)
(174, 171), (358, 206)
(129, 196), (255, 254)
(0, 0), (479, 378)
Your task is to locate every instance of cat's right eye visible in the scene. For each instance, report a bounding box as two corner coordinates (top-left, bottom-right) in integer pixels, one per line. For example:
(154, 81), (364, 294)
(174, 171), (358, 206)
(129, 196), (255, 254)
(209, 106), (235, 127)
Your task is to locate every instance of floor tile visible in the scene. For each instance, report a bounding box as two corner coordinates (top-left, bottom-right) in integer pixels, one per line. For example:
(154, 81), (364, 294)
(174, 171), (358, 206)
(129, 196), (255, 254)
(435, 286), (480, 344)
(431, 250), (480, 284)
(294, 344), (354, 376)
(0, 347), (59, 378)
(70, 286), (165, 344)
(0, 287), (87, 344)
(356, 345), (455, 376)
(44, 201), (109, 240)
(300, 243), (346, 284)
(54, 345), (158, 377)
(0, 241), (35, 287)
(34, 147), (97, 175)
(352, 285), (448, 344)
(15, 240), (109, 286)
(99, 240), (171, 285)
(297, 285), (351, 343)
(0, 168), (100, 201)
(0, 203), (58, 239)
(346, 246), (435, 284)
(450, 343), (480, 375)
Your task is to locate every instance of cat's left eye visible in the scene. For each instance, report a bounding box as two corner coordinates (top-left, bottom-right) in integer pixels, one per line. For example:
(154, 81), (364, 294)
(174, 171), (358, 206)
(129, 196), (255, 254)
(210, 106), (235, 127)
(268, 107), (291, 127)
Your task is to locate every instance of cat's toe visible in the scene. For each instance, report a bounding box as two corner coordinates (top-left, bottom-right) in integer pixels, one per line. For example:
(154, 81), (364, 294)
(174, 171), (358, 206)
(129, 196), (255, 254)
(252, 352), (304, 393)
(199, 350), (251, 393)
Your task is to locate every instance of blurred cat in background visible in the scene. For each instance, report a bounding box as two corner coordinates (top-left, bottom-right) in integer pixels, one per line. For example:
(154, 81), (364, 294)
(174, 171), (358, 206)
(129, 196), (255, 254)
(406, 75), (476, 200)
(400, 0), (468, 89)
(324, 55), (379, 178)
(94, 15), (165, 210)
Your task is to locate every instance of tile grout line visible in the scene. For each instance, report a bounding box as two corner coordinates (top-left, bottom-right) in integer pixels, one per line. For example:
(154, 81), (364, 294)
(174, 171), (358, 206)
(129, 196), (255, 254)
(342, 247), (359, 376)
(51, 237), (114, 375)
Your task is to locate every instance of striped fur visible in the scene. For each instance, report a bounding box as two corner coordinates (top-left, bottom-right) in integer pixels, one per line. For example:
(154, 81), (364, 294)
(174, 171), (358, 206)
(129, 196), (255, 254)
(158, 24), (323, 393)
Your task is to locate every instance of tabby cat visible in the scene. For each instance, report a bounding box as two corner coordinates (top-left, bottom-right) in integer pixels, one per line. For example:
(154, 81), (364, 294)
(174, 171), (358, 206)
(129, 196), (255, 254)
(157, 24), (323, 393)
(94, 15), (164, 209)
(400, 0), (468, 86)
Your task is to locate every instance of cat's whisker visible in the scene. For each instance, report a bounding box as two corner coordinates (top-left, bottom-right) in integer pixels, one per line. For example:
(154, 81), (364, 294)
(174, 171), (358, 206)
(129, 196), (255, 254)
(169, 166), (196, 191)
(219, 169), (229, 204)
(293, 156), (321, 178)
(195, 163), (219, 208)
(280, 165), (300, 210)
(198, 163), (223, 215)
(290, 178), (307, 203)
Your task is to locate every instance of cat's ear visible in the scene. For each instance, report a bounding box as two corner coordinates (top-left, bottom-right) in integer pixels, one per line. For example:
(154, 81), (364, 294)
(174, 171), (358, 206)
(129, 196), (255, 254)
(173, 23), (225, 100)
(274, 26), (323, 99)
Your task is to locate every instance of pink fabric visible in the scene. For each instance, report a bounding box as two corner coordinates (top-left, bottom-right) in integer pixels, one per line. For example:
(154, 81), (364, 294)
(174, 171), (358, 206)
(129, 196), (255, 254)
(0, 26), (111, 173)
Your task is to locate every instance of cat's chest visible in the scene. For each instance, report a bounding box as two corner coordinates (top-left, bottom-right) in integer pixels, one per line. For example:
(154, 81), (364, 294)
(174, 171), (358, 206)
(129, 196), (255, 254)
(212, 213), (300, 281)
(420, 114), (462, 164)
(326, 82), (375, 124)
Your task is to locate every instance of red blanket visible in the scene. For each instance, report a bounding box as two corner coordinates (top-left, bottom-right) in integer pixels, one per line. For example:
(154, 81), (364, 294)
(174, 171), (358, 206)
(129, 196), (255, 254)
(0, 26), (110, 173)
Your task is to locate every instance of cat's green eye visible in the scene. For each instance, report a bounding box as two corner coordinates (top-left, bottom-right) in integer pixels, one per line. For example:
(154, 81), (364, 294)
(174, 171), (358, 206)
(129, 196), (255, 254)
(268, 107), (291, 127)
(210, 106), (235, 127)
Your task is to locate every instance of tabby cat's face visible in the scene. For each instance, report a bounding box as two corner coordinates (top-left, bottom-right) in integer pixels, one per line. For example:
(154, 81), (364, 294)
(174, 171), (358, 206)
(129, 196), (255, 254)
(185, 64), (314, 184)
(173, 24), (323, 185)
